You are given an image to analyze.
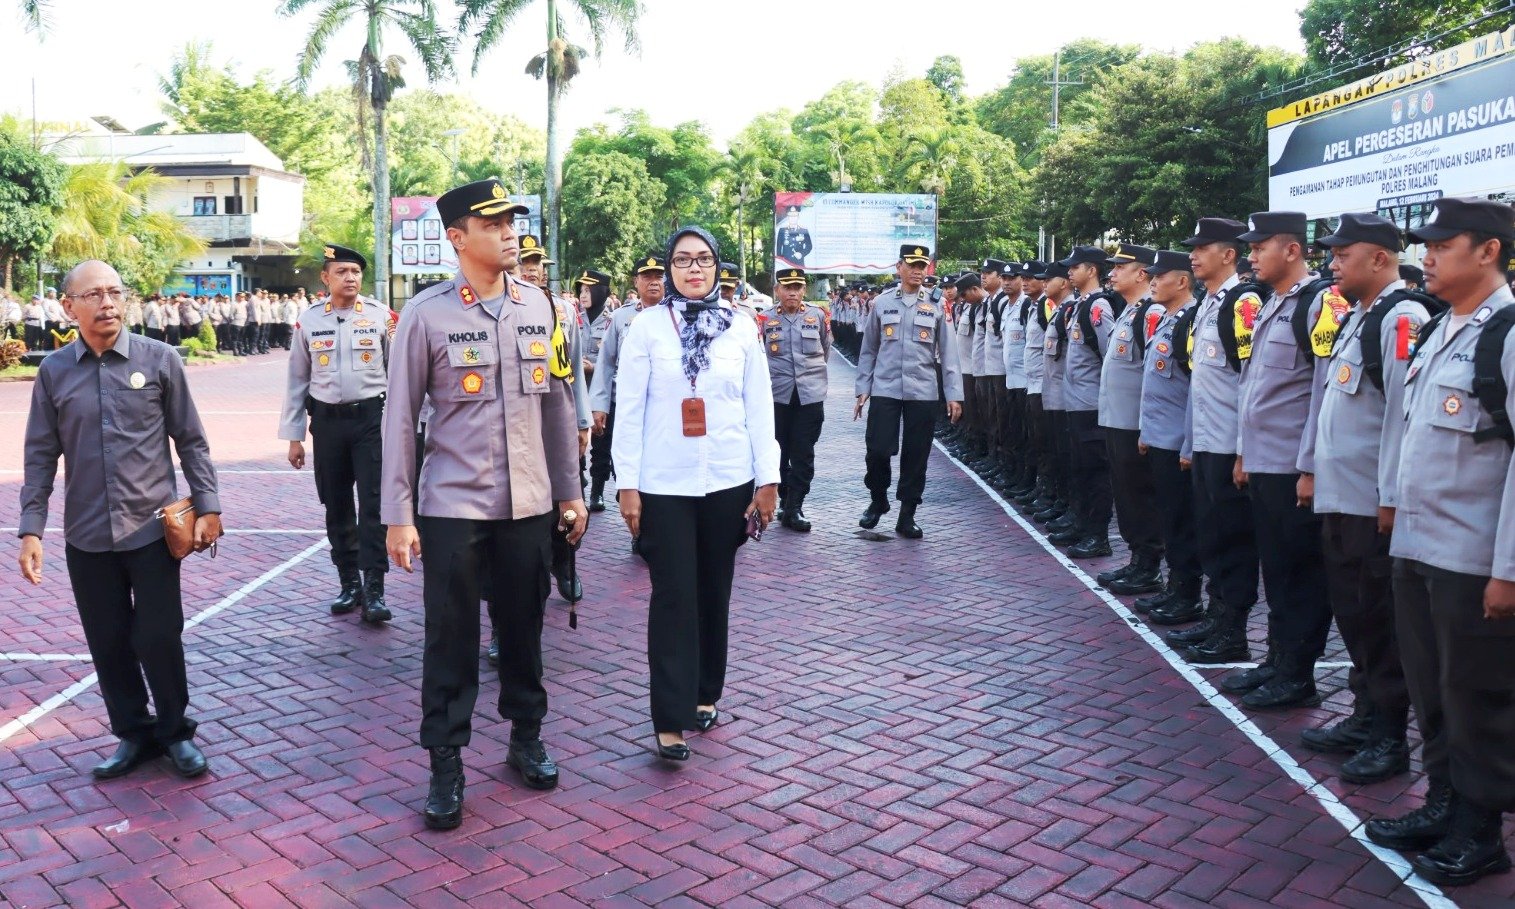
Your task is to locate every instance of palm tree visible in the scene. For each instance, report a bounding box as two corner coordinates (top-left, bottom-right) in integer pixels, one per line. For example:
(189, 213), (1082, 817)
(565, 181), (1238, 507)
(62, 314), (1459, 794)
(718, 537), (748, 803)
(279, 0), (455, 302)
(51, 161), (207, 293)
(813, 119), (878, 192)
(20, 0), (46, 33)
(715, 145), (773, 289)
(901, 128), (961, 197)
(457, 0), (641, 290)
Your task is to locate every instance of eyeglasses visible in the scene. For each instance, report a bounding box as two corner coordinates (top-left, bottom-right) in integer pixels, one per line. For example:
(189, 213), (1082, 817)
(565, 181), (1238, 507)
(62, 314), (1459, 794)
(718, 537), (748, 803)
(670, 253), (717, 269)
(67, 288), (127, 305)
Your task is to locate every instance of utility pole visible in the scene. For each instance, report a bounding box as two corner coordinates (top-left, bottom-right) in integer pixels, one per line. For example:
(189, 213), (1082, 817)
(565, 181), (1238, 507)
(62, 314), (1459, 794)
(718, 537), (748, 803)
(1046, 51), (1083, 130)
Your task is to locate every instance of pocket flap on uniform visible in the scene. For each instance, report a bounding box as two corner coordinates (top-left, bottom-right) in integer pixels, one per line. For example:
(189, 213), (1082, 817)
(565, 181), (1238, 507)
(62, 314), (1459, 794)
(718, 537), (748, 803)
(880, 311), (902, 326)
(447, 342), (497, 367)
(518, 336), (550, 360)
(913, 314), (935, 328)
(800, 326), (821, 338)
(349, 331), (381, 351)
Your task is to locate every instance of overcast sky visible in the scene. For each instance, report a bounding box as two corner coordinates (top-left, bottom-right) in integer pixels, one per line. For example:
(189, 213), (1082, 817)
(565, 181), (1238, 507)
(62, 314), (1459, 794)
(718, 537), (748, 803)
(3, 0), (1309, 150)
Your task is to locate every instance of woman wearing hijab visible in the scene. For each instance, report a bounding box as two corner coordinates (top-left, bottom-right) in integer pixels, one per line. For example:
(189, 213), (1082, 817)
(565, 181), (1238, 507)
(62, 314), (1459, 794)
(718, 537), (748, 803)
(612, 227), (781, 760)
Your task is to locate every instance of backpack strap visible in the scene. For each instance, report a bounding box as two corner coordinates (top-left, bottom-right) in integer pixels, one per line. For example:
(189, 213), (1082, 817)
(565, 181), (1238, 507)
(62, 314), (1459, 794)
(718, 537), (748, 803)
(1171, 304), (1200, 374)
(1036, 295), (1052, 330)
(1077, 292), (1116, 356)
(1130, 299), (1160, 358)
(1359, 289), (1448, 392)
(989, 290), (1007, 335)
(1472, 306), (1515, 447)
(1217, 281), (1268, 372)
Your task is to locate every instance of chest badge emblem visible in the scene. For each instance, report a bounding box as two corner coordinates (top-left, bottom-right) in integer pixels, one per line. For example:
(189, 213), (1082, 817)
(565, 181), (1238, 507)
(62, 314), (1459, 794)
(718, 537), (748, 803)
(462, 372), (484, 394)
(463, 347), (480, 364)
(1444, 393), (1463, 416)
(1337, 364), (1352, 385)
(529, 340), (547, 358)
(318, 354), (331, 367)
(129, 372), (146, 389)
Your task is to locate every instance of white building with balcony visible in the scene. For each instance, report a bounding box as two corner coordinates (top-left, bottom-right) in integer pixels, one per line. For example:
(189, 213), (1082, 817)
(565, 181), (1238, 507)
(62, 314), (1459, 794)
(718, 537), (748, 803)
(49, 132), (307, 295)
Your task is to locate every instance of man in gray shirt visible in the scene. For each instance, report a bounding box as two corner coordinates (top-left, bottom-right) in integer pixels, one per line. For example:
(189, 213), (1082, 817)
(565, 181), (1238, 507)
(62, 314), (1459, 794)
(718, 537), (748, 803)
(855, 245), (963, 537)
(766, 266), (830, 531)
(19, 259), (222, 781)
(1061, 246), (1119, 558)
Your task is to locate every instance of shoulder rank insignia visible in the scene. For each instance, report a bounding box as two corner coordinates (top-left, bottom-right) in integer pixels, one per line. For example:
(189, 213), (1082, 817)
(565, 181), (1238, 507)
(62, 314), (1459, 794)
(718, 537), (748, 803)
(459, 284), (477, 306)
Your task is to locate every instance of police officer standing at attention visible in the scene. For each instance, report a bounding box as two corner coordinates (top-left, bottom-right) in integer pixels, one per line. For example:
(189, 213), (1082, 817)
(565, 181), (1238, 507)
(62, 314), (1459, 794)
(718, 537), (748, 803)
(589, 258), (664, 517)
(1233, 211), (1336, 709)
(382, 178), (586, 829)
(280, 244), (396, 624)
(1039, 261), (1078, 541)
(765, 266), (830, 531)
(1367, 198), (1515, 886)
(955, 268), (980, 460)
(1179, 218), (1261, 666)
(856, 245), (963, 537)
(1302, 212), (1426, 783)
(1097, 244), (1164, 592)
(1061, 246), (1119, 558)
(978, 260), (1010, 486)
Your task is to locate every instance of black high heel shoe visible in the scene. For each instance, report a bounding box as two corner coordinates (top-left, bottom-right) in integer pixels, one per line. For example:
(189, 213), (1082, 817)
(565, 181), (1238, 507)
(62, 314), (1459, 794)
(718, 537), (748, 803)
(694, 708), (719, 733)
(655, 735), (690, 761)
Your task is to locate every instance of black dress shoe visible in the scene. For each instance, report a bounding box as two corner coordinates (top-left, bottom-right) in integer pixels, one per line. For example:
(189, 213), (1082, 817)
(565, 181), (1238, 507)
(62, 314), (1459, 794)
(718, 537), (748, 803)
(895, 504), (923, 539)
(655, 736), (691, 762)
(1047, 528), (1082, 546)
(694, 708), (719, 732)
(1300, 708), (1373, 754)
(506, 737), (559, 790)
(424, 746), (464, 830)
(1411, 802), (1511, 886)
(1067, 536), (1112, 559)
(1148, 598), (1204, 626)
(361, 571), (391, 624)
(555, 569), (583, 602)
(782, 508), (812, 533)
(1367, 783), (1454, 850)
(91, 739), (163, 780)
(859, 498), (889, 529)
(1341, 738), (1410, 784)
(165, 740), (208, 778)
(589, 481), (606, 513)
(330, 569), (363, 615)
(486, 633), (499, 666)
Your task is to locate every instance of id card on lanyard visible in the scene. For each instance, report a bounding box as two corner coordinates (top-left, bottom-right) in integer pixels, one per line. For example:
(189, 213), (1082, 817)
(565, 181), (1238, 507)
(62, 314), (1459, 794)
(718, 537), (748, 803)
(669, 304), (706, 437)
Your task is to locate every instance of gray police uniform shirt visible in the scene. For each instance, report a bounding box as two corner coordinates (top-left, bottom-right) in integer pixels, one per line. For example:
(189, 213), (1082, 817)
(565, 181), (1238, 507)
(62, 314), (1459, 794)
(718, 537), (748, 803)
(1042, 295), (1074, 411)
(1139, 303), (1195, 456)
(972, 299), (991, 375)
(585, 308), (612, 369)
(855, 286), (963, 402)
(1004, 294), (1029, 390)
(590, 303), (644, 413)
(765, 303), (832, 406)
(982, 291), (1008, 379)
(1311, 281), (1427, 517)
(20, 331), (220, 552)
(1186, 274), (1243, 456)
(956, 301), (977, 377)
(381, 276), (580, 526)
(1023, 298), (1047, 396)
(1098, 299), (1146, 431)
(1390, 285), (1515, 579)
(1064, 292), (1115, 413)
(1237, 279), (1332, 474)
(279, 297), (396, 442)
(552, 296), (591, 431)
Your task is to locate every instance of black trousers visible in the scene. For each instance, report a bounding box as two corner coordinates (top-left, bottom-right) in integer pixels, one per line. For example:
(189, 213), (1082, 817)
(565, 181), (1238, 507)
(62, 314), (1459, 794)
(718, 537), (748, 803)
(1146, 446), (1200, 587)
(310, 398), (388, 573)
(1001, 387), (1025, 472)
(864, 397), (940, 505)
(24, 325), (43, 349)
(589, 407), (615, 484)
(146, 328), (164, 342)
(1394, 559), (1515, 811)
(416, 512), (552, 747)
(1248, 472), (1330, 660)
(961, 375), (978, 442)
(1026, 394), (1049, 489)
(1045, 407), (1070, 503)
(640, 481), (751, 733)
(1192, 451), (1259, 610)
(774, 392), (825, 503)
(240, 323), (257, 353)
(982, 381), (1005, 461)
(1106, 428), (1163, 561)
(1323, 513), (1409, 736)
(65, 539), (196, 746)
(1066, 410), (1111, 537)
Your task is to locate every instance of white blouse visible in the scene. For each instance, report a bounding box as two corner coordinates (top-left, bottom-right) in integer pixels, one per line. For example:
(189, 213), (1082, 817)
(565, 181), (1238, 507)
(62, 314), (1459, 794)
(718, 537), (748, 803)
(612, 300), (782, 495)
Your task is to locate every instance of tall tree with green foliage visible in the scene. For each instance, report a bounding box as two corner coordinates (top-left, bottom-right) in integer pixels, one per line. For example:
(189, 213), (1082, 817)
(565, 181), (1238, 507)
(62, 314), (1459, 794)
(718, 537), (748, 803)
(50, 161), (207, 294)
(559, 149), (663, 285)
(975, 40), (1141, 166)
(0, 125), (65, 291)
(567, 110), (717, 233)
(279, 0), (456, 303)
(1298, 0), (1503, 79)
(456, 0), (641, 290)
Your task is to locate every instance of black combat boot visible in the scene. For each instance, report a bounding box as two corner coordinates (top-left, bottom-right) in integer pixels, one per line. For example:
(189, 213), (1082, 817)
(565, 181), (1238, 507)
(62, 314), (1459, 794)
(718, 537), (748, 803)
(1220, 638), (1276, 692)
(360, 571), (391, 624)
(506, 725), (559, 790)
(895, 503), (923, 539)
(424, 746), (464, 830)
(1340, 737), (1410, 784)
(1097, 554), (1139, 586)
(1166, 590), (1220, 641)
(589, 479), (606, 513)
(1107, 555), (1164, 595)
(782, 496), (812, 533)
(330, 568), (363, 615)
(1184, 604), (1250, 664)
(1411, 799), (1511, 886)
(1300, 701), (1373, 753)
(1066, 535), (1112, 559)
(859, 495), (890, 530)
(1148, 583), (1205, 625)
(1367, 781), (1454, 850)
(1242, 652), (1321, 710)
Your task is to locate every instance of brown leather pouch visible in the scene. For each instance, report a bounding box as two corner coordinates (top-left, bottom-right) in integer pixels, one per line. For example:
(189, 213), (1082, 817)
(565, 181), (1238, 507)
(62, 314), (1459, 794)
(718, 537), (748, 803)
(156, 498), (200, 560)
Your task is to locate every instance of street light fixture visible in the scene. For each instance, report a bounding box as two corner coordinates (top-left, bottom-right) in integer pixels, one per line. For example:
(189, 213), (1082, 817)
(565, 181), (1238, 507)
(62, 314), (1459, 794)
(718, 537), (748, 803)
(441, 128), (465, 183)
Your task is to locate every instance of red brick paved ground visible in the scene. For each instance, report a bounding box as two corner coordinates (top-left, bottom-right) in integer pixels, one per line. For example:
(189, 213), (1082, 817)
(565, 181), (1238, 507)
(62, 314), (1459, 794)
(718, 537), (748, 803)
(0, 350), (1510, 907)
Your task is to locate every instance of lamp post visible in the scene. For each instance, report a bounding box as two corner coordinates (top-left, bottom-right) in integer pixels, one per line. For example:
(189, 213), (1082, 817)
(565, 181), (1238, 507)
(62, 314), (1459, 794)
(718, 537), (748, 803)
(440, 128), (465, 183)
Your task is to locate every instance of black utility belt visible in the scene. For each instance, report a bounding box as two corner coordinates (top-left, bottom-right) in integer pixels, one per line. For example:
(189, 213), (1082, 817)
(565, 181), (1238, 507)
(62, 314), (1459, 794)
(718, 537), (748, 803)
(308, 395), (385, 418)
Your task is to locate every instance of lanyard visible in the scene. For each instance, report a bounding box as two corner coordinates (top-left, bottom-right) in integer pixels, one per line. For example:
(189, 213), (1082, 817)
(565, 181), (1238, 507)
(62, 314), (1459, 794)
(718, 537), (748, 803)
(667, 302), (698, 396)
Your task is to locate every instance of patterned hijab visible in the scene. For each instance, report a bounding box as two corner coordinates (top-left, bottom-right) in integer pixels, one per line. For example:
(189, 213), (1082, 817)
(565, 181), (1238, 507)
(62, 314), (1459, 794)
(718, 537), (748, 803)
(662, 226), (734, 385)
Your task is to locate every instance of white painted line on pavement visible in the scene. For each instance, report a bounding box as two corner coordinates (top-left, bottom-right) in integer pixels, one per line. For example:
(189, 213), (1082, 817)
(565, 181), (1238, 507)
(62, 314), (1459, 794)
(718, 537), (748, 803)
(0, 538), (328, 745)
(2, 528), (324, 535)
(0, 653), (93, 662)
(937, 443), (1457, 909)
